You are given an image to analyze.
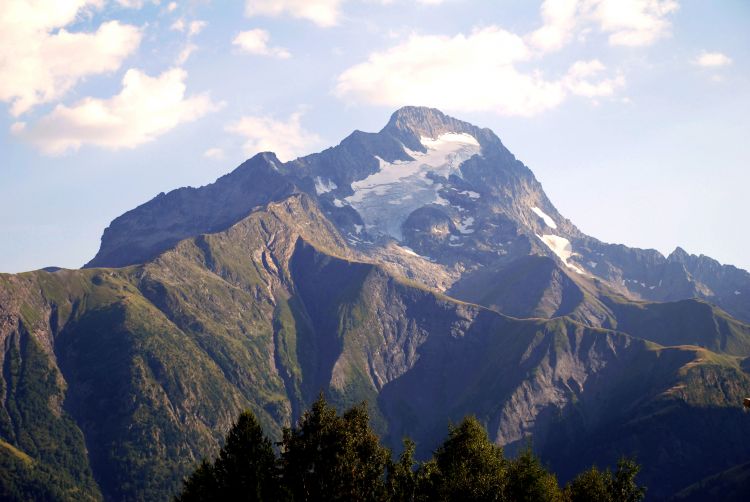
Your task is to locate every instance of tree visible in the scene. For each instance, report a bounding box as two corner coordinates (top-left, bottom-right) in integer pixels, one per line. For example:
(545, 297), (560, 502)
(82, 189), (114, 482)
(176, 401), (646, 502)
(610, 457), (646, 502)
(387, 439), (417, 502)
(176, 410), (278, 501)
(564, 458), (646, 502)
(565, 466), (612, 502)
(427, 416), (508, 501)
(280, 394), (390, 501)
(176, 460), (218, 502)
(505, 445), (564, 502)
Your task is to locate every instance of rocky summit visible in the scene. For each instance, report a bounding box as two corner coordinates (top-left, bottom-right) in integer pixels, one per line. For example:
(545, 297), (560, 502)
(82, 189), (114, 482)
(2, 107), (750, 500)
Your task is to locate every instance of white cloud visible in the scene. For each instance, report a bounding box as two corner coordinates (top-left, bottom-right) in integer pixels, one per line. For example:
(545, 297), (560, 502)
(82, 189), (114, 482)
(0, 0), (142, 116)
(204, 147), (225, 160)
(177, 43), (197, 65)
(188, 20), (207, 36)
(693, 51), (732, 68)
(116, 0), (145, 7)
(227, 111), (321, 161)
(233, 29), (291, 58)
(167, 1), (178, 12)
(588, 0), (679, 47)
(13, 68), (221, 155)
(564, 59), (625, 97)
(335, 27), (623, 117)
(530, 0), (679, 51)
(530, 0), (580, 51)
(244, 0), (343, 27)
(171, 18), (185, 31)
(170, 18), (206, 63)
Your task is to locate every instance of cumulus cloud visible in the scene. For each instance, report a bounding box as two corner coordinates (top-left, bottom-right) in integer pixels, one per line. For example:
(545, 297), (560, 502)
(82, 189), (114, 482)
(589, 0), (679, 46)
(693, 51), (732, 68)
(530, 0), (679, 51)
(13, 68), (221, 155)
(530, 0), (580, 51)
(244, 0), (343, 27)
(0, 0), (142, 116)
(227, 112), (321, 161)
(233, 29), (291, 58)
(335, 27), (624, 117)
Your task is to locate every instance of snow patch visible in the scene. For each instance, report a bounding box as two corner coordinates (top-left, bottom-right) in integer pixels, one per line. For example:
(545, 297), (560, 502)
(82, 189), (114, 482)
(344, 132), (481, 240)
(314, 176), (337, 195)
(531, 206), (557, 229)
(333, 199), (345, 208)
(434, 189), (451, 206)
(537, 234), (584, 274)
(736, 290), (742, 295)
(459, 190), (480, 199)
(421, 132), (479, 149)
(399, 246), (420, 257)
(354, 224), (363, 235)
(456, 216), (475, 234)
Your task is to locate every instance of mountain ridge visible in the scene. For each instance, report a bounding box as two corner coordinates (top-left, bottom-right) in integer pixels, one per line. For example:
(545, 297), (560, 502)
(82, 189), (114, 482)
(82, 106), (750, 326)
(2, 108), (750, 500)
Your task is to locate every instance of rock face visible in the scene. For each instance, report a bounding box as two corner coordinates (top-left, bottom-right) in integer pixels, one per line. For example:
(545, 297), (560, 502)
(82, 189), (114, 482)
(85, 106), (750, 324)
(2, 107), (750, 500)
(85, 153), (296, 268)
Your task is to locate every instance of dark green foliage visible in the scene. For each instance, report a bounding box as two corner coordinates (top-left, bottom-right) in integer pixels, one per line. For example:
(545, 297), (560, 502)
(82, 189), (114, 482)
(214, 411), (279, 500)
(565, 466), (612, 502)
(0, 329), (101, 501)
(564, 458), (646, 502)
(610, 458), (646, 502)
(175, 460), (218, 502)
(426, 416), (507, 501)
(386, 439), (417, 502)
(178, 401), (646, 502)
(505, 445), (563, 502)
(280, 394), (390, 501)
(177, 411), (278, 502)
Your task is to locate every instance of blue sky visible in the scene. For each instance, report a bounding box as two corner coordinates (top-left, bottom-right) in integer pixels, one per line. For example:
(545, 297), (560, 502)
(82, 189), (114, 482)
(1, 0), (748, 273)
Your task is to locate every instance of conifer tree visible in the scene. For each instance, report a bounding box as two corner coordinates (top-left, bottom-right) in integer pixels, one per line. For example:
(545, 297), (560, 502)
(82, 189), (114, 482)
(280, 394), (389, 501)
(176, 410), (278, 502)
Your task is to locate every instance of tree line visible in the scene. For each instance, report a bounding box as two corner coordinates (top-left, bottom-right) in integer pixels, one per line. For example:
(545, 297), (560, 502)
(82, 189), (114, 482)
(176, 395), (645, 501)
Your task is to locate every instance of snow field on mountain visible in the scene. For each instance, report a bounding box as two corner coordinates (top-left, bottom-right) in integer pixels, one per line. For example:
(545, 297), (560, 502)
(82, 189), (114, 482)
(537, 233), (584, 274)
(314, 176), (337, 194)
(531, 206), (557, 229)
(344, 132), (481, 240)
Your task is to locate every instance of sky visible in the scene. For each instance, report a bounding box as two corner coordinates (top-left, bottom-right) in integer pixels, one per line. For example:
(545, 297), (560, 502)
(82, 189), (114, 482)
(0, 0), (748, 273)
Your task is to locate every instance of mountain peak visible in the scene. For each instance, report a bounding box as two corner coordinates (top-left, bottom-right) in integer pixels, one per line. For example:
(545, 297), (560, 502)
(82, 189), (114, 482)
(385, 106), (454, 131)
(381, 106), (482, 152)
(668, 246), (690, 263)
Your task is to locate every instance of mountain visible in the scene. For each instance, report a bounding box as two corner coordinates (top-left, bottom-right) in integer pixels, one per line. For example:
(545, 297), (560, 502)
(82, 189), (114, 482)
(2, 107), (750, 500)
(86, 106), (750, 325)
